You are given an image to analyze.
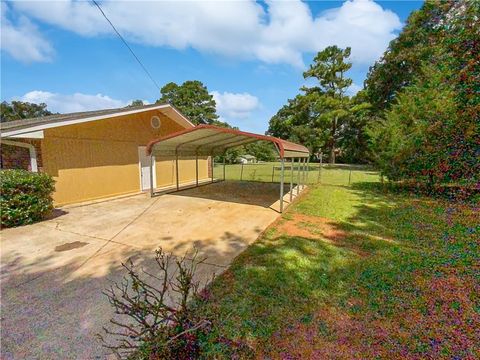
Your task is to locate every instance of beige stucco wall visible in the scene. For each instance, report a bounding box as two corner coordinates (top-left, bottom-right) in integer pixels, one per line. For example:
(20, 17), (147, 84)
(154, 156), (209, 186)
(41, 110), (208, 205)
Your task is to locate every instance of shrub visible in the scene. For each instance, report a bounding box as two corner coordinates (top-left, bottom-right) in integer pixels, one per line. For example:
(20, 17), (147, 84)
(366, 1), (480, 187)
(0, 169), (55, 228)
(367, 65), (460, 185)
(99, 248), (213, 359)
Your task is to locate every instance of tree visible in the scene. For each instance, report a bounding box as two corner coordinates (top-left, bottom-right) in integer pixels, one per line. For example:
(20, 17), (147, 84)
(364, 2), (454, 111)
(303, 46), (353, 163)
(157, 81), (218, 125)
(244, 141), (277, 162)
(127, 99), (144, 107)
(268, 47), (369, 164)
(217, 141), (277, 164)
(366, 0), (479, 186)
(0, 101), (53, 122)
(268, 94), (324, 156)
(337, 90), (374, 164)
(368, 65), (457, 184)
(440, 0), (480, 184)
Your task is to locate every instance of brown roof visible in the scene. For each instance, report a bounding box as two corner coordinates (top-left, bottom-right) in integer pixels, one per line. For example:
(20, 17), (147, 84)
(0, 103), (171, 132)
(147, 124), (310, 159)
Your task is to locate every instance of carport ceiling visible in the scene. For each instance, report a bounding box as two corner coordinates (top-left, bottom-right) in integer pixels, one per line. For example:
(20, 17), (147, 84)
(146, 125), (310, 158)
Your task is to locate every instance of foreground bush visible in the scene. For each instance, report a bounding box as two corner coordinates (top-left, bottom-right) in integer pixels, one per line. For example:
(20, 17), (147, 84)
(0, 170), (55, 228)
(99, 248), (213, 359)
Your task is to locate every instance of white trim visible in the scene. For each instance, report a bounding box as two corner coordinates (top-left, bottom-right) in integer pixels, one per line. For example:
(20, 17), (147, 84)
(2, 139), (38, 172)
(1, 104), (194, 138)
(152, 156), (157, 189)
(9, 131), (44, 139)
(138, 146), (156, 191)
(167, 106), (195, 128)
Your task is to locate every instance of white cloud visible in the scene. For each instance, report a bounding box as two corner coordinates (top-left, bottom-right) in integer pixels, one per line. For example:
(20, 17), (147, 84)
(11, 0), (401, 67)
(211, 91), (260, 120)
(18, 91), (129, 113)
(0, 3), (54, 63)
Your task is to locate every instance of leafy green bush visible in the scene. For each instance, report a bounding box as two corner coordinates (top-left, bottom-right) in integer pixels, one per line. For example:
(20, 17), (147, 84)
(365, 1), (479, 187)
(368, 65), (458, 184)
(0, 170), (55, 227)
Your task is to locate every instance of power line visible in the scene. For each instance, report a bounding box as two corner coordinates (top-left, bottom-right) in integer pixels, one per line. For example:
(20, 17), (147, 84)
(91, 0), (161, 92)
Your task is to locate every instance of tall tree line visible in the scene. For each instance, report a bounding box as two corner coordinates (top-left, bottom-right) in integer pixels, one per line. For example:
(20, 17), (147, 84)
(268, 0), (479, 185)
(268, 46), (370, 164)
(366, 0), (479, 186)
(0, 101), (53, 122)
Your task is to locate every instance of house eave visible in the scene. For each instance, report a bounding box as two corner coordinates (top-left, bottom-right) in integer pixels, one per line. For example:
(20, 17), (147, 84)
(5, 131), (45, 139)
(1, 104), (194, 138)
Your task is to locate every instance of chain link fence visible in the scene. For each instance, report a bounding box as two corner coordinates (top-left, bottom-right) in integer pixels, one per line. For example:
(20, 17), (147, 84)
(213, 162), (379, 187)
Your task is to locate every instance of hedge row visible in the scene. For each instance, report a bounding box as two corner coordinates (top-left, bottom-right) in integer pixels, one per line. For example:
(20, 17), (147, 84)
(1, 170), (55, 228)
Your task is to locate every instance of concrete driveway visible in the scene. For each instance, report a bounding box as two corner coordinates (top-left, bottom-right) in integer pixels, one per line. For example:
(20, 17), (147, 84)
(1, 181), (286, 359)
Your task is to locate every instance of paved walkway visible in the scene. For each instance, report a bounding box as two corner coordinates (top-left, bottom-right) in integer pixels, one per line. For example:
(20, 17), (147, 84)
(0, 182), (293, 359)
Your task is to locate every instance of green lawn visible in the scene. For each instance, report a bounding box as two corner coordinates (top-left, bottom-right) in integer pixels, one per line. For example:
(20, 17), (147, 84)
(198, 166), (480, 359)
(213, 162), (378, 186)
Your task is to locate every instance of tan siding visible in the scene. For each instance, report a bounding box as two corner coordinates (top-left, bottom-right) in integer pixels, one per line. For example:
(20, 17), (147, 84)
(41, 110), (208, 205)
(154, 156), (209, 187)
(155, 156), (176, 187)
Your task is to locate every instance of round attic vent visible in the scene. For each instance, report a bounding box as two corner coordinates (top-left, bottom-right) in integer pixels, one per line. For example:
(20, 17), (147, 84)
(150, 115), (161, 129)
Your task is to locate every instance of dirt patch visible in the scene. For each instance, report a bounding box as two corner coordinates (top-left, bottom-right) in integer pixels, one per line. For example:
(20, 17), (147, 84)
(271, 214), (373, 257)
(275, 214), (347, 241)
(54, 241), (89, 252)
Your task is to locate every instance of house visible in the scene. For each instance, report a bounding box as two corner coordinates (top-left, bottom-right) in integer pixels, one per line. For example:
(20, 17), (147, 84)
(0, 104), (210, 205)
(237, 154), (256, 164)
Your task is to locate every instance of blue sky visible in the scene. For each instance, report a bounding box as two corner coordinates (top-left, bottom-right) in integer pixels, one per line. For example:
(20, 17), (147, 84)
(1, 0), (423, 133)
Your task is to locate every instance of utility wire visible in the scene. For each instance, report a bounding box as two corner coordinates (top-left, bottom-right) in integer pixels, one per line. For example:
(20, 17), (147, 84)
(91, 0), (161, 92)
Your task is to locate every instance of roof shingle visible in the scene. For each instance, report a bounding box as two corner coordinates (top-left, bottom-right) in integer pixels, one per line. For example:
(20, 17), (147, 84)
(0, 103), (167, 132)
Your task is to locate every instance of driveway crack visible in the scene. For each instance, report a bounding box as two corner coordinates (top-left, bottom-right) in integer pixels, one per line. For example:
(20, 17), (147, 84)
(74, 196), (162, 270)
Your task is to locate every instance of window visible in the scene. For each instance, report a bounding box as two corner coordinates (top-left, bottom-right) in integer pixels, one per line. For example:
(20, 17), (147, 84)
(150, 116), (161, 129)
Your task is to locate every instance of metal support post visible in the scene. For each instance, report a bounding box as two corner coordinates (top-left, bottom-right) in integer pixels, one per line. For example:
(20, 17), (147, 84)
(290, 158), (294, 202)
(302, 158), (306, 189)
(211, 157), (215, 183)
(195, 154), (199, 187)
(149, 155), (154, 197)
(223, 157), (226, 181)
(299, 158), (303, 190)
(306, 157), (310, 186)
(240, 162), (244, 181)
(279, 159), (285, 213)
(271, 165), (275, 182)
(175, 153), (180, 191)
(296, 158), (301, 195)
(305, 158), (308, 188)
(317, 153), (322, 183)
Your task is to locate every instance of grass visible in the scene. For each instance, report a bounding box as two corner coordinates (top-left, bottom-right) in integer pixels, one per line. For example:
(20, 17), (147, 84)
(213, 162), (379, 186)
(198, 165), (480, 359)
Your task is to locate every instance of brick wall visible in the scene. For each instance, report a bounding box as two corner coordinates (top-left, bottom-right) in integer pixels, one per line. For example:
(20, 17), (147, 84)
(0, 140), (43, 172)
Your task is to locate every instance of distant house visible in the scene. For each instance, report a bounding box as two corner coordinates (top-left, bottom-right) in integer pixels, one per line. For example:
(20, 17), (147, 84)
(0, 104), (210, 205)
(237, 154), (256, 164)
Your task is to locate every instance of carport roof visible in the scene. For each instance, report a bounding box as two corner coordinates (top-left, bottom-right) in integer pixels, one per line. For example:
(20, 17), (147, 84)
(146, 124), (310, 158)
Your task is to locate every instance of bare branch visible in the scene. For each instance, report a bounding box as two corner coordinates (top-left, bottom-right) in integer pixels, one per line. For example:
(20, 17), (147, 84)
(98, 247), (211, 359)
